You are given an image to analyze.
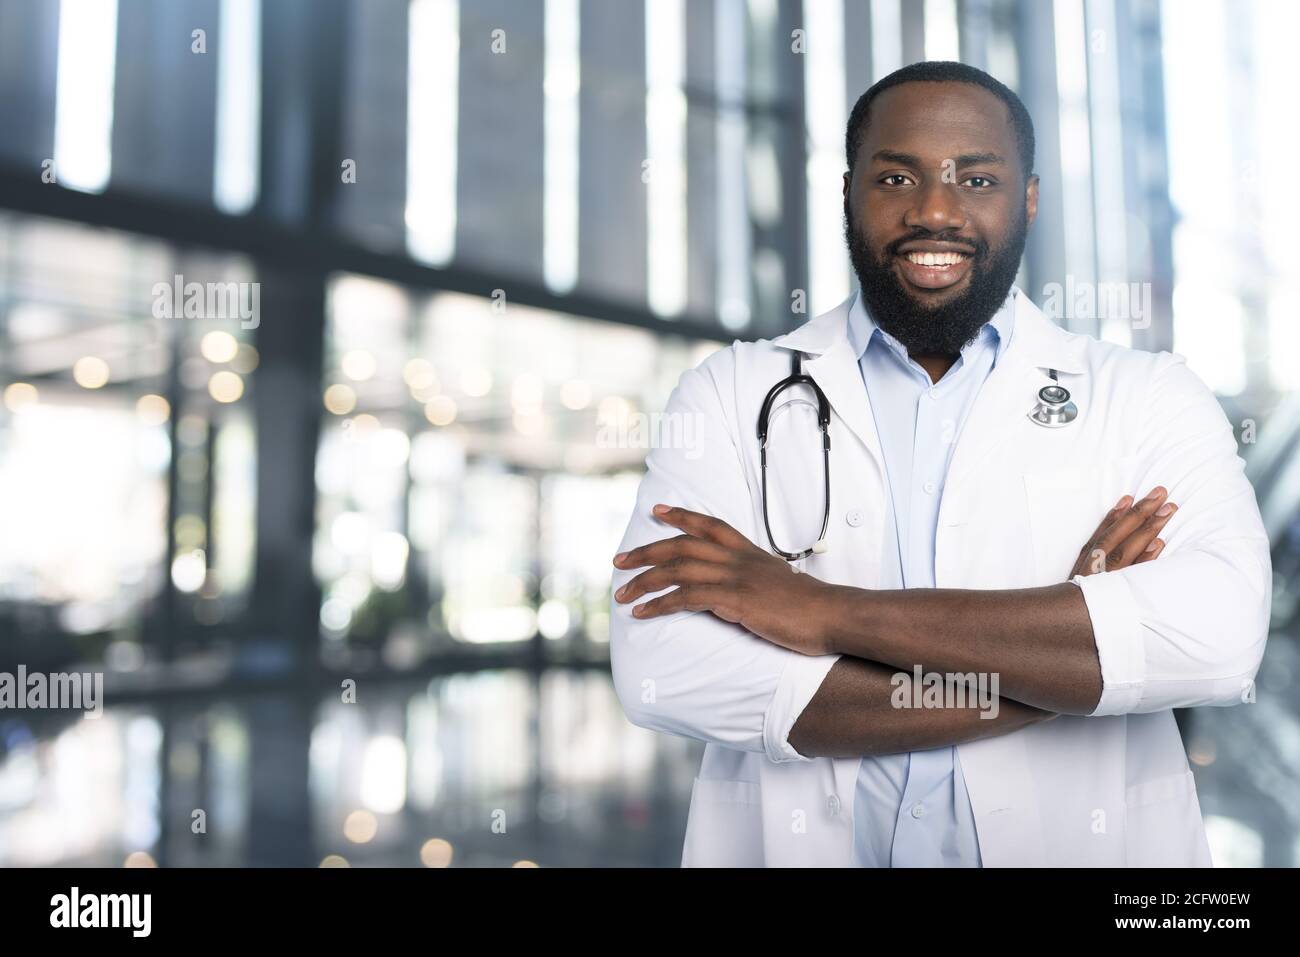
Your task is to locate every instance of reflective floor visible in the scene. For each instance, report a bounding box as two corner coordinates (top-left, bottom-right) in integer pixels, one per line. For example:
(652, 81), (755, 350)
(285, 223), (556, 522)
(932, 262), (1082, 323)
(0, 661), (1294, 868)
(0, 669), (700, 868)
(1184, 632), (1300, 867)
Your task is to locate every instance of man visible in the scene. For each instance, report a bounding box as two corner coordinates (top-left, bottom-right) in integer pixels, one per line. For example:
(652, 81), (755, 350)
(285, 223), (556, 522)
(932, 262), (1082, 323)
(608, 62), (1271, 867)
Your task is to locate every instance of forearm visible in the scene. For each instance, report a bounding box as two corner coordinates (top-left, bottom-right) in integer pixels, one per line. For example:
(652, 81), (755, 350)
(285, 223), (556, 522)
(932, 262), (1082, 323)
(818, 581), (1103, 714)
(788, 656), (1056, 758)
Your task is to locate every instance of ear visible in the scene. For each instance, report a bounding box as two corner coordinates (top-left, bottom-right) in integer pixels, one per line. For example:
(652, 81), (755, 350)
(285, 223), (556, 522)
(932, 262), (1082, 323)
(842, 170), (851, 200)
(1025, 173), (1039, 228)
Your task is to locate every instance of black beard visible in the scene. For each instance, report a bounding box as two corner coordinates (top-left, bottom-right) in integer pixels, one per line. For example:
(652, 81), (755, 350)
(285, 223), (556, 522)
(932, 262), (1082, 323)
(843, 196), (1027, 357)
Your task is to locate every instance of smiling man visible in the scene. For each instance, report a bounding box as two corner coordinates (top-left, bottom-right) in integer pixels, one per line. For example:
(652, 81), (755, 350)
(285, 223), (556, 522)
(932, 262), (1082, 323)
(608, 61), (1271, 868)
(843, 70), (1034, 378)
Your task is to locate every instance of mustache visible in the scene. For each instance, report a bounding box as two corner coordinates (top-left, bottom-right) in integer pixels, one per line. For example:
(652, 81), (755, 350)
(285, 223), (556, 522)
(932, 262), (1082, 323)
(882, 231), (986, 259)
(840, 198), (992, 263)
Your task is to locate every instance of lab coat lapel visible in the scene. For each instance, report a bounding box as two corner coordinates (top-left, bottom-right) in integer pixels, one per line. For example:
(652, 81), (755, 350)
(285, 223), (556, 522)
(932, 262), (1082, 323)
(942, 348), (1050, 491)
(946, 292), (1088, 866)
(944, 291), (1084, 491)
(803, 339), (886, 477)
(773, 295), (886, 483)
(775, 299), (888, 816)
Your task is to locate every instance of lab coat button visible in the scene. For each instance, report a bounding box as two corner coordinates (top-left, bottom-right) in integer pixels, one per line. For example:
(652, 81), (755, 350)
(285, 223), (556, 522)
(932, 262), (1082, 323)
(910, 802), (926, 819)
(827, 794), (841, 815)
(922, 481), (936, 495)
(845, 509), (864, 527)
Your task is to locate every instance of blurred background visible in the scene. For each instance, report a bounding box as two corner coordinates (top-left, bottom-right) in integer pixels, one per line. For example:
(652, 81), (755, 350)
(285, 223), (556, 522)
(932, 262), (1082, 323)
(0, 0), (1296, 867)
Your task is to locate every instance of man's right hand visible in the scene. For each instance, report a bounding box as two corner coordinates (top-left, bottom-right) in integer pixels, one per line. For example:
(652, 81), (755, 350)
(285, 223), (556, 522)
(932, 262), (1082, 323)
(1070, 486), (1177, 578)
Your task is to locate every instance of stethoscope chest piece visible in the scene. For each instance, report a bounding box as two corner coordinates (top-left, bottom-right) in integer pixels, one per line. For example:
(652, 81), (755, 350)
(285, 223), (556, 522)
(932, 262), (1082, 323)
(1028, 377), (1078, 428)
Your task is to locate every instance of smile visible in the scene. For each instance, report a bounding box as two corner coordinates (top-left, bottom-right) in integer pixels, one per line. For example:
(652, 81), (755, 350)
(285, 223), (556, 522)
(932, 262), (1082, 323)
(895, 249), (974, 290)
(904, 250), (969, 266)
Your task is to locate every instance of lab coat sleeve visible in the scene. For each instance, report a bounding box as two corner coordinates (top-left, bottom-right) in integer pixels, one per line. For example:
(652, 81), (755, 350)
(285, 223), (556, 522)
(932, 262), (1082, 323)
(1071, 351), (1272, 716)
(608, 348), (840, 761)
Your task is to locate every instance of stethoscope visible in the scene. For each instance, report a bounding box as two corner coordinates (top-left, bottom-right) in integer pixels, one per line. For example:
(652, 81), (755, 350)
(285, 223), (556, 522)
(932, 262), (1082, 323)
(757, 352), (1079, 563)
(757, 350), (831, 562)
(1027, 369), (1078, 427)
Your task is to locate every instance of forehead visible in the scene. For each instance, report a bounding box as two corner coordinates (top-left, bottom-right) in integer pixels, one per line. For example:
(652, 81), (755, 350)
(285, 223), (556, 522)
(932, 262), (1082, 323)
(861, 81), (1018, 165)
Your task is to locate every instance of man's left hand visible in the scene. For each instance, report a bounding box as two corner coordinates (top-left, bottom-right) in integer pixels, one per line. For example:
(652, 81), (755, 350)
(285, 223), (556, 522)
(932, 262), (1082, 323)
(612, 504), (836, 656)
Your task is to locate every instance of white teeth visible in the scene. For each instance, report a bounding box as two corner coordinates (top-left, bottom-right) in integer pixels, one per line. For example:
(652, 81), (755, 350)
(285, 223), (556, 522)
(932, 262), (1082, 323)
(905, 251), (968, 266)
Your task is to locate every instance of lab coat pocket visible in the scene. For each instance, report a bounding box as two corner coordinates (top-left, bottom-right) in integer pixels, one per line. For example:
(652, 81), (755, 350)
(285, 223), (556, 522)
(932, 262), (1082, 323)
(1022, 454), (1141, 585)
(681, 777), (765, 867)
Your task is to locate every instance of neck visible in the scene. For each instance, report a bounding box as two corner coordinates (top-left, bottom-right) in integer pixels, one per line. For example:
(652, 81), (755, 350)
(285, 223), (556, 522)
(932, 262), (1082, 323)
(912, 353), (958, 385)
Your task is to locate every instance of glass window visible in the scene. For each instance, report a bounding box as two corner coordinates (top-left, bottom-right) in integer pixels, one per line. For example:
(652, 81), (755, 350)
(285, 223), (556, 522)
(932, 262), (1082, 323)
(0, 212), (258, 666)
(315, 277), (721, 665)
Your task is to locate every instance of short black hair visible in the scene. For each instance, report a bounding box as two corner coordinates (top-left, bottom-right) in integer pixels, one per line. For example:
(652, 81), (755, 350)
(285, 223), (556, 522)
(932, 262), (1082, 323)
(845, 61), (1035, 182)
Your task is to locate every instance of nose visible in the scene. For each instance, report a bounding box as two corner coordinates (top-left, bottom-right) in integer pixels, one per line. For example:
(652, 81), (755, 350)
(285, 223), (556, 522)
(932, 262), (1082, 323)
(903, 178), (966, 232)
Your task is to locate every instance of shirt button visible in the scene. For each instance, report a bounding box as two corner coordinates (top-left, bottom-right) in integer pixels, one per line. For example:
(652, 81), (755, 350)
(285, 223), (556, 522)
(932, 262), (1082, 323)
(827, 794), (841, 816)
(928, 388), (938, 399)
(910, 802), (926, 819)
(845, 509), (864, 527)
(922, 481), (936, 495)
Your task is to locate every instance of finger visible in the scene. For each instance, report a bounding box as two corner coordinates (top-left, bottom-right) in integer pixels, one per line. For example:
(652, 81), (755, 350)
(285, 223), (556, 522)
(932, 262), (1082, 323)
(651, 504), (752, 550)
(1077, 546), (1109, 576)
(1089, 495), (1133, 541)
(1097, 496), (1138, 540)
(1102, 487), (1166, 538)
(1074, 488), (1169, 574)
(1075, 501), (1177, 575)
(631, 584), (732, 620)
(1076, 494), (1138, 561)
(1132, 538), (1165, 564)
(615, 557), (732, 604)
(613, 533), (730, 570)
(1091, 486), (1168, 561)
(1106, 502), (1177, 568)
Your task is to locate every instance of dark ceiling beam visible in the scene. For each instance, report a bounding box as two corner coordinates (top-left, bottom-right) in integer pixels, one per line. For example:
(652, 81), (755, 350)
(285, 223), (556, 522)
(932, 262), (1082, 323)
(0, 167), (727, 346)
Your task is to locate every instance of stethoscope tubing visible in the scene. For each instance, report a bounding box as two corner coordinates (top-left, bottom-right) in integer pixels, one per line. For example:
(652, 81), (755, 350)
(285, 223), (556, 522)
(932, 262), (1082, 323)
(757, 350), (832, 562)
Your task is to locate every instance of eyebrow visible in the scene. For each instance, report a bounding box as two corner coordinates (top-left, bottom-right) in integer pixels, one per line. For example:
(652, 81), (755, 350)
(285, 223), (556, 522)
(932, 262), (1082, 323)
(870, 149), (1007, 167)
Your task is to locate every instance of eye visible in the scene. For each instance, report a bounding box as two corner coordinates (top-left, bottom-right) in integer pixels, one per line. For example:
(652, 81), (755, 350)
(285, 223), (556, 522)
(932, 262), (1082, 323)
(961, 175), (996, 189)
(879, 173), (914, 187)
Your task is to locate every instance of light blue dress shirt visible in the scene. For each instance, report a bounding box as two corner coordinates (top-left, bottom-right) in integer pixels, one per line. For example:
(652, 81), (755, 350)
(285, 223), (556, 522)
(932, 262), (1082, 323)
(845, 286), (1016, 868)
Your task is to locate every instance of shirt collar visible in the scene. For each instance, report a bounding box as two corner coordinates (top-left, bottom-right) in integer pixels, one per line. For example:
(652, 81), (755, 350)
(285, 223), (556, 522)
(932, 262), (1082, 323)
(847, 285), (1017, 367)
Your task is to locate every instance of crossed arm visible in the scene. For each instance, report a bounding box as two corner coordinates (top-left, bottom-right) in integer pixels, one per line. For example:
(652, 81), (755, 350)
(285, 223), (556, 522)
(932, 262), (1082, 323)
(608, 352), (1270, 762)
(613, 492), (1171, 757)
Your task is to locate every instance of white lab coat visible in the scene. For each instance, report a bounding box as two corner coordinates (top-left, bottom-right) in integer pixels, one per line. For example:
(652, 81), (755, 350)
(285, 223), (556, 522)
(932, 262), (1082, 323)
(609, 287), (1271, 867)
